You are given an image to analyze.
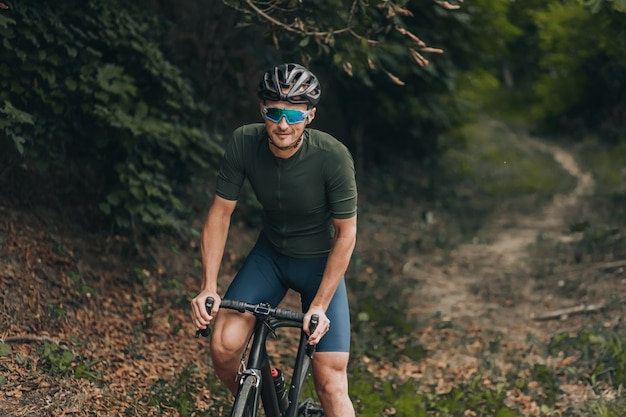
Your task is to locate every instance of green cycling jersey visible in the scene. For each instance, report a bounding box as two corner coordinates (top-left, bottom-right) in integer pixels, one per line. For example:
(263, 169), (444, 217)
(216, 123), (358, 258)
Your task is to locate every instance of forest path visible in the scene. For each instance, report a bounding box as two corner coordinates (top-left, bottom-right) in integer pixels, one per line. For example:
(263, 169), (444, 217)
(361, 130), (606, 412)
(409, 133), (596, 327)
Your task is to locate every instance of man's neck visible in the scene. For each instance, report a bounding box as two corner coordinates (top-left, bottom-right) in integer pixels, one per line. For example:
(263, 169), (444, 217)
(268, 135), (303, 158)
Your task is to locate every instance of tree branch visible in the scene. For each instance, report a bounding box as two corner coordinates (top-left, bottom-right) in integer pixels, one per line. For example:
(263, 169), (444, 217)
(2, 335), (61, 345)
(243, 0), (352, 37)
(223, 0), (463, 74)
(533, 303), (606, 321)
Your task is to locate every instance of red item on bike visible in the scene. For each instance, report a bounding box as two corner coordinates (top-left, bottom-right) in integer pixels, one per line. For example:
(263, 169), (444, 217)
(271, 367), (289, 412)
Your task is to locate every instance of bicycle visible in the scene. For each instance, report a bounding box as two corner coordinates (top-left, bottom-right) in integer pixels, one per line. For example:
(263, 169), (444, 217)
(196, 297), (325, 417)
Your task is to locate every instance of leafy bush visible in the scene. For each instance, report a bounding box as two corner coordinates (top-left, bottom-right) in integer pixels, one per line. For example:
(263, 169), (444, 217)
(0, 0), (223, 235)
(37, 341), (100, 380)
(511, 1), (626, 137)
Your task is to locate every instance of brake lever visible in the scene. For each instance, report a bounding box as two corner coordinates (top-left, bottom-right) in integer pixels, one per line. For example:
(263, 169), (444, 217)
(309, 314), (319, 335)
(195, 297), (215, 338)
(305, 314), (319, 357)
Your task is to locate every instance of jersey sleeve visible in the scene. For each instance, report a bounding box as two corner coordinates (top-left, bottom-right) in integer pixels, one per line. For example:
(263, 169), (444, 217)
(326, 146), (358, 219)
(215, 128), (246, 201)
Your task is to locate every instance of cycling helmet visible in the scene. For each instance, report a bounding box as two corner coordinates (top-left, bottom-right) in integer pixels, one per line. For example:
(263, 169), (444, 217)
(258, 63), (321, 106)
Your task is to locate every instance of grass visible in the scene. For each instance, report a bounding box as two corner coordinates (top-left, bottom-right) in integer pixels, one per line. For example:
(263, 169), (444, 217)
(350, 367), (519, 417)
(440, 119), (577, 199)
(577, 140), (626, 195)
(432, 118), (579, 241)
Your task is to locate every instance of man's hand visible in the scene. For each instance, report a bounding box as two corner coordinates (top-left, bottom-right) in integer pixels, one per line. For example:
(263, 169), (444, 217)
(303, 305), (330, 345)
(191, 290), (221, 331)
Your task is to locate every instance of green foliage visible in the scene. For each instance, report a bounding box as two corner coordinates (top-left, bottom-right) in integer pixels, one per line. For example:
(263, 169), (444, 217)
(39, 342), (74, 377)
(587, 398), (626, 417)
(440, 120), (577, 197)
(549, 328), (626, 389)
(578, 141), (626, 194)
(37, 342), (101, 381)
(530, 2), (596, 121)
(574, 223), (625, 260)
(456, 69), (501, 113)
(68, 271), (96, 297)
(0, 342), (11, 357)
(203, 364), (233, 415)
(222, 0), (457, 81)
(214, 0), (478, 164)
(140, 299), (155, 330)
(585, 0), (626, 13)
(565, 212), (625, 263)
(350, 268), (428, 362)
(531, 364), (558, 408)
(350, 368), (519, 417)
(449, 0), (523, 69)
(0, 0), (223, 235)
(353, 292), (427, 361)
(0, 100), (35, 154)
(455, 0), (626, 143)
(143, 364), (199, 416)
(490, 0), (626, 138)
(138, 362), (232, 416)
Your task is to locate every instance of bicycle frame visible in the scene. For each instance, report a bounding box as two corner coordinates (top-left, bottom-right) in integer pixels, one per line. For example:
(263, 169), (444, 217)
(196, 299), (320, 417)
(239, 314), (316, 417)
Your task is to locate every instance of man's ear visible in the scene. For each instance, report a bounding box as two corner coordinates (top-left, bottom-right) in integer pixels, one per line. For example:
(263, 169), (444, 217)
(307, 107), (317, 124)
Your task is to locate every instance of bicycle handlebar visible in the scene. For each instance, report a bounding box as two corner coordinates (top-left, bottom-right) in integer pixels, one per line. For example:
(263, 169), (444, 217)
(195, 298), (319, 338)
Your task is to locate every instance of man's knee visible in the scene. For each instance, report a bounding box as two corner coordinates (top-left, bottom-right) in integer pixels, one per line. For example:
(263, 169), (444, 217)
(312, 352), (350, 395)
(209, 311), (255, 361)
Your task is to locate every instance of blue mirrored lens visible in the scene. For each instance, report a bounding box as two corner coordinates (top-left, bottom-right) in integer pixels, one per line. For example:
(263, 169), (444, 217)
(263, 107), (309, 124)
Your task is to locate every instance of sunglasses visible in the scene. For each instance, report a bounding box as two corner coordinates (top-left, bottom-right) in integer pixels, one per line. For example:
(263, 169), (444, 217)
(263, 106), (312, 124)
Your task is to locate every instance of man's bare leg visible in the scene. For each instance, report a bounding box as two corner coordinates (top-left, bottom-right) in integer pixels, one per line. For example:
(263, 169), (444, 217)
(209, 310), (256, 395)
(312, 351), (355, 417)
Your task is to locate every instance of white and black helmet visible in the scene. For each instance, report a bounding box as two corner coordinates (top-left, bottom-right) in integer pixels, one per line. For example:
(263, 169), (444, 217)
(258, 63), (321, 107)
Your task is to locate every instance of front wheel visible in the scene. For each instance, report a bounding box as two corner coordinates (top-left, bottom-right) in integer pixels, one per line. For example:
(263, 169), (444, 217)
(230, 375), (259, 417)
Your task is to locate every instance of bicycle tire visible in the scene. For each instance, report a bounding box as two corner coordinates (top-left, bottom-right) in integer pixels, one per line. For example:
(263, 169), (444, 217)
(230, 375), (259, 417)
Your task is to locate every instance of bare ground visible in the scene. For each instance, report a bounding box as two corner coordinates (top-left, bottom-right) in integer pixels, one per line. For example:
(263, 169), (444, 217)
(359, 133), (625, 414)
(0, 132), (624, 416)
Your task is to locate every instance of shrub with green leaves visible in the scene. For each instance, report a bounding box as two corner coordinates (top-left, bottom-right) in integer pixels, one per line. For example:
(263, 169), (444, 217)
(0, 0), (223, 235)
(516, 1), (626, 137)
(37, 341), (100, 380)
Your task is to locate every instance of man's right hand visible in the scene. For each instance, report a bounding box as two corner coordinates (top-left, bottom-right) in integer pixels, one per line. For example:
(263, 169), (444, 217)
(191, 290), (221, 331)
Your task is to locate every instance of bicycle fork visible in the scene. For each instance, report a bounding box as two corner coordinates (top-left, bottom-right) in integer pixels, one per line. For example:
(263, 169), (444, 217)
(238, 318), (285, 417)
(234, 315), (319, 417)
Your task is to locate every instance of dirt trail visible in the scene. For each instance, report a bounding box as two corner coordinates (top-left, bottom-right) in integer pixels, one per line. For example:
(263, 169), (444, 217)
(406, 134), (595, 328)
(369, 133), (610, 411)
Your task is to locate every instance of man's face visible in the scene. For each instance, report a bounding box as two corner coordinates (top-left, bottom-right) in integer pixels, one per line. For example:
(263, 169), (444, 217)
(260, 100), (316, 153)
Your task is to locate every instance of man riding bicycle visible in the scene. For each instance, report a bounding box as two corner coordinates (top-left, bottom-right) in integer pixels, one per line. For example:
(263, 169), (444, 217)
(190, 63), (357, 417)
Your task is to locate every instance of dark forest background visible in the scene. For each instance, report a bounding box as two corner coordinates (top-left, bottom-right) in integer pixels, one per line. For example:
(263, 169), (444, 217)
(2, 2), (626, 416)
(1, 0), (625, 238)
